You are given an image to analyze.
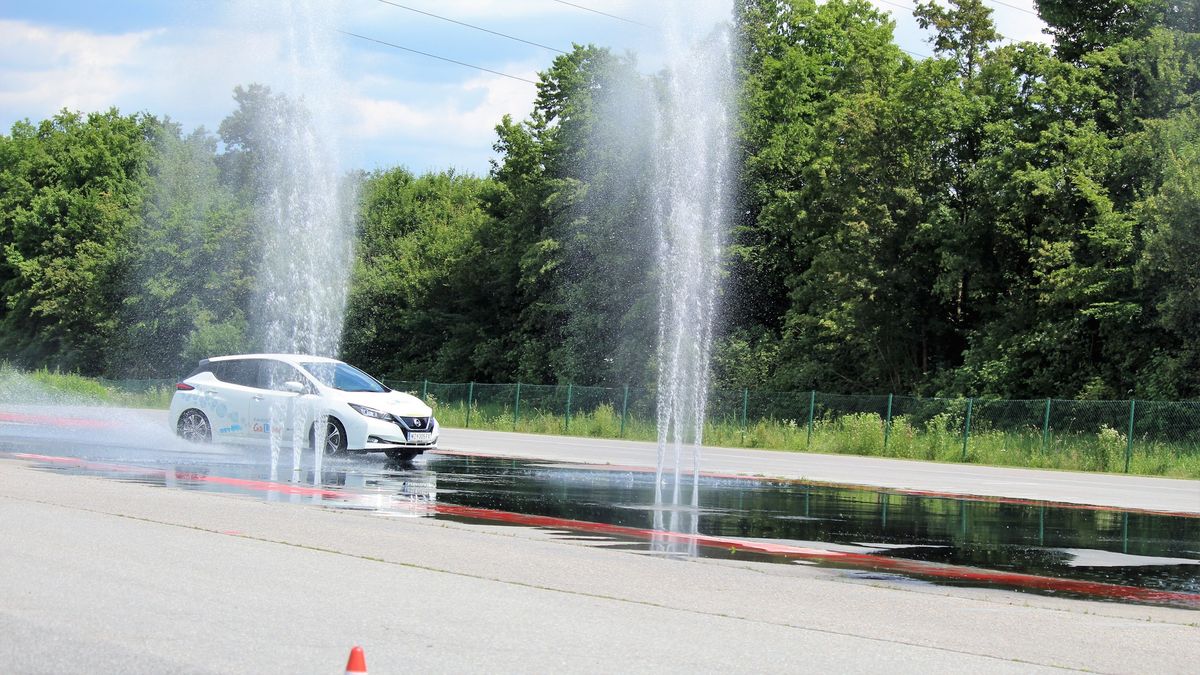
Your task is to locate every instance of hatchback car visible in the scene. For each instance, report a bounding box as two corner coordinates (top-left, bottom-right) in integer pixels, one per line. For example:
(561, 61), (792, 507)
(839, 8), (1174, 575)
(169, 354), (438, 462)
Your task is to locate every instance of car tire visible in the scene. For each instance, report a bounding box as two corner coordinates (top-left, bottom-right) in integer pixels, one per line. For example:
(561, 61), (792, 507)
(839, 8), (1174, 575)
(177, 409), (212, 443)
(314, 417), (348, 456)
(385, 450), (421, 463)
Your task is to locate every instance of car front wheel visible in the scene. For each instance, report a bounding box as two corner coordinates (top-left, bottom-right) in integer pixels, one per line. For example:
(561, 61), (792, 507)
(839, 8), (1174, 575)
(177, 409), (212, 443)
(314, 417), (347, 455)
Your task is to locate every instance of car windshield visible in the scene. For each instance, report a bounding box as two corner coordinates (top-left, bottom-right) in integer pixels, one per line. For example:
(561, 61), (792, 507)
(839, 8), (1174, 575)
(300, 361), (388, 393)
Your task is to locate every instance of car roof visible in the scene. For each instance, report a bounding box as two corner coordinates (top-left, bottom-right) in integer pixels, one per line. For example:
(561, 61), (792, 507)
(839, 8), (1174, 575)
(206, 354), (342, 366)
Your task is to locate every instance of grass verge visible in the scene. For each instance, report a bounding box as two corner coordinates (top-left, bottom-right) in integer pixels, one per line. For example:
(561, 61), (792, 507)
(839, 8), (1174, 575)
(427, 399), (1200, 480)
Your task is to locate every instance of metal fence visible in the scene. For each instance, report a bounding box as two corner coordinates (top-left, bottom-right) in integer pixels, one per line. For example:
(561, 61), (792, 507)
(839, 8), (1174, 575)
(86, 374), (1198, 474)
(383, 379), (1200, 474)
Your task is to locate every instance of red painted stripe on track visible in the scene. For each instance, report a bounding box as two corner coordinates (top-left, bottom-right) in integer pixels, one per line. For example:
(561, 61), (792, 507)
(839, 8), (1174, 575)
(431, 450), (1200, 519)
(9, 453), (345, 498)
(0, 411), (121, 429)
(433, 502), (1200, 608)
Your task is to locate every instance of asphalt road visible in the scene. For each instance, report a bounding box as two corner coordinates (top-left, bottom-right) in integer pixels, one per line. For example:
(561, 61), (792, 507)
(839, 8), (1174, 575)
(437, 428), (1200, 514)
(1, 458), (1198, 674)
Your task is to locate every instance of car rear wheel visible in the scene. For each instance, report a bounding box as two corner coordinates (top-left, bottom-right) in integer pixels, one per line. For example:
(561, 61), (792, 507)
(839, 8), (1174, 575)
(314, 417), (347, 455)
(177, 409), (212, 443)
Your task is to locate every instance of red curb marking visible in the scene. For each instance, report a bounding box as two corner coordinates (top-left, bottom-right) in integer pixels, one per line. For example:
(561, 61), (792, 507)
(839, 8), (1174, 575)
(433, 503), (1200, 608)
(9, 453), (345, 498)
(0, 411), (121, 430)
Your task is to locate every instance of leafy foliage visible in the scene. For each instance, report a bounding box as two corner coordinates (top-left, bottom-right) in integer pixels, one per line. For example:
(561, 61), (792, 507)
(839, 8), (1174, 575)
(1, 2), (1198, 404)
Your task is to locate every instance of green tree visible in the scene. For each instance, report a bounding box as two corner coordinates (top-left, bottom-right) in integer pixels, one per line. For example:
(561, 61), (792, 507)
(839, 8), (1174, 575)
(341, 168), (491, 380)
(0, 109), (154, 374)
(1134, 110), (1200, 397)
(1035, 0), (1172, 62)
(116, 121), (254, 377)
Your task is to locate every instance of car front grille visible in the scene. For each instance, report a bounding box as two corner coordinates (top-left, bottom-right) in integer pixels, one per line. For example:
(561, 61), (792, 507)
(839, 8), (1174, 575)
(396, 416), (432, 430)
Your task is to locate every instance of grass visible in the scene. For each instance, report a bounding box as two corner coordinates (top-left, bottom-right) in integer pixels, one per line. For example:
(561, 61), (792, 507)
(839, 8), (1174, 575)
(0, 364), (174, 409)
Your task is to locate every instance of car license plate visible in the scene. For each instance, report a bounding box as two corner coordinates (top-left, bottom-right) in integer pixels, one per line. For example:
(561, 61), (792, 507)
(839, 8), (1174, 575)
(408, 432), (433, 442)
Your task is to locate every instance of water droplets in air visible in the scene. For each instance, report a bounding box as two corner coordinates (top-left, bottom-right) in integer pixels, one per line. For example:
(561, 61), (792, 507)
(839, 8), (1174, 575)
(236, 0), (354, 481)
(651, 6), (736, 537)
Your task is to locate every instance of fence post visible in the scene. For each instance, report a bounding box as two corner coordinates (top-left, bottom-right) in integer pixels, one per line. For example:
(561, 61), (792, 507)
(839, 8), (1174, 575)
(1041, 398), (1052, 453)
(806, 390), (816, 447)
(466, 381), (475, 429)
(620, 384), (629, 438)
(514, 382), (522, 431)
(1124, 399), (1136, 474)
(883, 393), (894, 449)
(565, 383), (573, 433)
(961, 397), (973, 462)
(421, 379), (428, 401)
(741, 388), (749, 442)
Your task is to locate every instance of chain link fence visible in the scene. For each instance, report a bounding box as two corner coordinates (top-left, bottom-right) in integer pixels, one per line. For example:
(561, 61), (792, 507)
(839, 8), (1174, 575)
(383, 379), (1200, 475)
(20, 367), (1193, 476)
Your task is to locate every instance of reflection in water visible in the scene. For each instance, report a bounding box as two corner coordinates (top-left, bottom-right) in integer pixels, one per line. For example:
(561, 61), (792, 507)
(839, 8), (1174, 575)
(427, 458), (1198, 596)
(6, 439), (1198, 602)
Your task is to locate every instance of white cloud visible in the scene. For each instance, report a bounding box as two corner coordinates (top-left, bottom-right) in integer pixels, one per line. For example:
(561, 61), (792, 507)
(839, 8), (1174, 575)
(343, 64), (539, 170)
(0, 1), (1052, 175)
(0, 19), (162, 114)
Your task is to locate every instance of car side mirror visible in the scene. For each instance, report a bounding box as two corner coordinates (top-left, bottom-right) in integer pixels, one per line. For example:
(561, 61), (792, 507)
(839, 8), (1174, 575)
(282, 380), (306, 394)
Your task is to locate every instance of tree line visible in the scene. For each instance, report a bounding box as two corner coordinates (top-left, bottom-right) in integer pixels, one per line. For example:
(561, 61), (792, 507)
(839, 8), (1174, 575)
(1, 0), (1197, 400)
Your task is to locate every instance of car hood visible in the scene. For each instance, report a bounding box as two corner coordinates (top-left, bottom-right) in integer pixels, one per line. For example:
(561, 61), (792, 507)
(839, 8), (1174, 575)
(333, 390), (434, 417)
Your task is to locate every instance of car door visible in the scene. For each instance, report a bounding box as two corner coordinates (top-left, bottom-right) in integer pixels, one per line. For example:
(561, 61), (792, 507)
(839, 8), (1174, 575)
(205, 359), (258, 442)
(247, 359), (313, 446)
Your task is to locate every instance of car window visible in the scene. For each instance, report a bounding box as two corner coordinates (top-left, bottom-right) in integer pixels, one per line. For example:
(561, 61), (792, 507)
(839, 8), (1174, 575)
(300, 361), (388, 393)
(258, 360), (310, 392)
(187, 359), (211, 378)
(211, 359), (258, 388)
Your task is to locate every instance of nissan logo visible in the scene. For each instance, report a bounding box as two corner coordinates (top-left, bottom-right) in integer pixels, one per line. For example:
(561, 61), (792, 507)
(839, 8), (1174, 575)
(413, 418), (423, 427)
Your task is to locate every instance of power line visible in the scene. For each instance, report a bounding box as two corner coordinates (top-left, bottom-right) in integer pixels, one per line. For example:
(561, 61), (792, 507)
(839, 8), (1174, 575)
(550, 0), (652, 28)
(983, 0), (1039, 17)
(373, 0), (568, 54)
(337, 30), (539, 84)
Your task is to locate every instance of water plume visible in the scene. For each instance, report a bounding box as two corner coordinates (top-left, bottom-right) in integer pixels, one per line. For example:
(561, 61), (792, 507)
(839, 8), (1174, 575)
(651, 9), (736, 531)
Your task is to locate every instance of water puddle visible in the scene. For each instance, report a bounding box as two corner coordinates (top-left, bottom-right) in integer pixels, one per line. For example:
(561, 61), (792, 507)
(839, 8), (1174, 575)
(3, 437), (1197, 608)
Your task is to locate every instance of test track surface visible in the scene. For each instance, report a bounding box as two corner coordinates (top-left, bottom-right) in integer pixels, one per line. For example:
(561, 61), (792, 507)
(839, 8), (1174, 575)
(11, 451), (1200, 610)
(1, 455), (1198, 674)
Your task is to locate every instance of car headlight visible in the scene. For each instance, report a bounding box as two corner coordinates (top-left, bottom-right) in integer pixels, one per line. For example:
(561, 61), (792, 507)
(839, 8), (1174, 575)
(349, 403), (393, 421)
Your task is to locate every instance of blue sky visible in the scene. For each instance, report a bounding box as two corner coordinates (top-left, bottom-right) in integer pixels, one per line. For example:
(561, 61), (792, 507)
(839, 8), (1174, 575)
(0, 0), (1049, 175)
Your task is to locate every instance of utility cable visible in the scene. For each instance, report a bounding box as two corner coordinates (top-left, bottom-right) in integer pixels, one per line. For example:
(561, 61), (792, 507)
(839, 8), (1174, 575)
(337, 30), (539, 84)
(983, 0), (1039, 17)
(549, 0), (652, 28)
(373, 0), (568, 54)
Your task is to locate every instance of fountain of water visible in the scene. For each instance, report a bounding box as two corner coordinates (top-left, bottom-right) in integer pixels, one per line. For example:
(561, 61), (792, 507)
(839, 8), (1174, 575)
(650, 8), (736, 534)
(236, 0), (354, 482)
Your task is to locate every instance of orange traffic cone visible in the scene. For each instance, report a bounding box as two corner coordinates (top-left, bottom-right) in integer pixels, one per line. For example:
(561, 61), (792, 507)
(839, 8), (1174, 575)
(345, 646), (368, 674)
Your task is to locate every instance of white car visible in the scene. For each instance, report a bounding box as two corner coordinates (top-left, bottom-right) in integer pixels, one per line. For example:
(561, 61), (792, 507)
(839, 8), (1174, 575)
(169, 354), (438, 462)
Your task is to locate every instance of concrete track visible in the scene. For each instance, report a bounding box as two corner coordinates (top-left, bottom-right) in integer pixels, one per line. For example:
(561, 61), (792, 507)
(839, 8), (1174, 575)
(1, 458), (1197, 674)
(437, 428), (1200, 514)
